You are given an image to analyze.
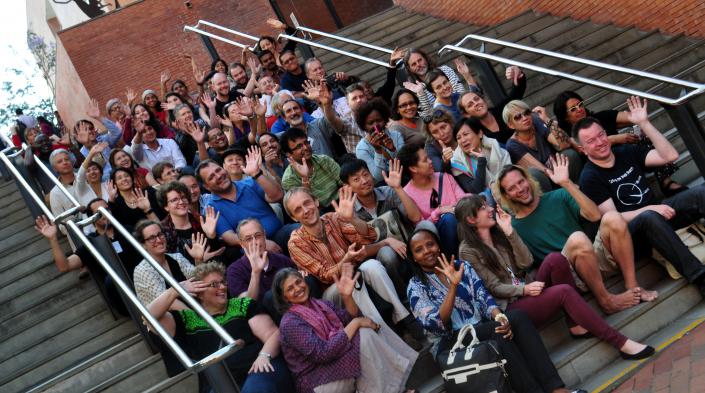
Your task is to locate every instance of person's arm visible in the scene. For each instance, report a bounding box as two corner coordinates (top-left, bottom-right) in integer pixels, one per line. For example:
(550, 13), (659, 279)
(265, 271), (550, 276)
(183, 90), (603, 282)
(505, 66), (526, 101)
(35, 216), (83, 273)
(319, 81), (345, 133)
(545, 154), (602, 222)
(279, 313), (354, 363)
(460, 247), (524, 299)
(159, 71), (170, 102)
(220, 230), (241, 247)
(242, 58), (259, 98)
(169, 140), (188, 169)
(597, 198), (675, 223)
(624, 97), (679, 166)
(249, 313), (280, 358)
(516, 153), (547, 171)
(201, 93), (220, 129)
(332, 187), (372, 236)
(384, 158), (422, 223)
(506, 231), (534, 270)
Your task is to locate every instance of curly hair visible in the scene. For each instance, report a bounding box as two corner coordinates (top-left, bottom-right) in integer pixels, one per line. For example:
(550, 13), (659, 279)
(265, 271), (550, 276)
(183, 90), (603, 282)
(194, 261), (226, 281)
(354, 97), (391, 131)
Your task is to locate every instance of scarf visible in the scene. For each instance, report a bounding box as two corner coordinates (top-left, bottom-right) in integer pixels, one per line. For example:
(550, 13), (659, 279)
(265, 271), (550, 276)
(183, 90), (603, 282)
(289, 298), (344, 340)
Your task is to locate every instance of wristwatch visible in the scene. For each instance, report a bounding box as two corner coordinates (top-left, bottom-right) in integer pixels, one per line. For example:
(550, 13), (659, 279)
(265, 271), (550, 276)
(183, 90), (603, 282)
(258, 351), (272, 359)
(253, 170), (264, 179)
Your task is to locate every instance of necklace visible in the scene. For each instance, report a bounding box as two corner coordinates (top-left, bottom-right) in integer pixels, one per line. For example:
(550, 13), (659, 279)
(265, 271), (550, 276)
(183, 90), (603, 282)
(125, 198), (137, 209)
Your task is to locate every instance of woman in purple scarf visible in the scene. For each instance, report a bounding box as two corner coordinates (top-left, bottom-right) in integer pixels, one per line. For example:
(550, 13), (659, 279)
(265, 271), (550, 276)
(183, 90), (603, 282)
(273, 263), (418, 393)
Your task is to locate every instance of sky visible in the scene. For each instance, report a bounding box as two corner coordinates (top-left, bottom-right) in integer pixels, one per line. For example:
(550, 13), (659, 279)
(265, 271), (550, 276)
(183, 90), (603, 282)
(0, 0), (52, 117)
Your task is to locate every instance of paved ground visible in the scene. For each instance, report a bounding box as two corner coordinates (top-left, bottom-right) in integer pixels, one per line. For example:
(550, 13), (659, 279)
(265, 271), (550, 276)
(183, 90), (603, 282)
(613, 322), (705, 393)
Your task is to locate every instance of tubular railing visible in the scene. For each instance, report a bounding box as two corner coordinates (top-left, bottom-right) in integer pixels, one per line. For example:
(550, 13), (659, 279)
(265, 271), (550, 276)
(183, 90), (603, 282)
(279, 14), (395, 68)
(0, 133), (242, 384)
(440, 34), (705, 106)
(184, 20), (259, 50)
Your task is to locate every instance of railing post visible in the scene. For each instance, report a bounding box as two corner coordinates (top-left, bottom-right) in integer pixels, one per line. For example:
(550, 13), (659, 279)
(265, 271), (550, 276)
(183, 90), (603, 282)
(200, 35), (220, 61)
(469, 56), (507, 108)
(662, 102), (705, 177)
(202, 363), (240, 393)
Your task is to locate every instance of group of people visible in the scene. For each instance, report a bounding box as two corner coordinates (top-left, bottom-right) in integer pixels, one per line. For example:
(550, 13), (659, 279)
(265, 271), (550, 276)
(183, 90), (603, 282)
(18, 18), (705, 393)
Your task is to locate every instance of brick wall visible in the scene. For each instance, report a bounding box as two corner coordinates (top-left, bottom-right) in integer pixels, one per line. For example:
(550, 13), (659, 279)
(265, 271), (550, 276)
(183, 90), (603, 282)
(393, 0), (705, 39)
(56, 0), (277, 126)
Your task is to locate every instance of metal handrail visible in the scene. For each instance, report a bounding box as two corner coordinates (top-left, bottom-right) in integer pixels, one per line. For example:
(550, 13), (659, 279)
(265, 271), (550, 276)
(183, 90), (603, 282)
(291, 19), (393, 55)
(441, 35), (705, 105)
(196, 20), (260, 43)
(184, 25), (256, 50)
(0, 132), (240, 373)
(277, 34), (393, 68)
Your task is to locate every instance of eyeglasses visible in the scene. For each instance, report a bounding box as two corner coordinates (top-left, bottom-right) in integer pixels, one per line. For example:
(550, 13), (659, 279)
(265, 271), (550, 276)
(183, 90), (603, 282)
(430, 188), (440, 209)
(512, 109), (532, 122)
(568, 101), (584, 113)
(144, 232), (166, 244)
(425, 109), (450, 125)
(207, 280), (227, 289)
(241, 232), (265, 244)
(167, 196), (190, 205)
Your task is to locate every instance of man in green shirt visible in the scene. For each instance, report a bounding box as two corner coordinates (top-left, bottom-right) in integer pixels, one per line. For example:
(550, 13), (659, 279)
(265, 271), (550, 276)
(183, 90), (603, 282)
(280, 127), (341, 208)
(494, 154), (656, 314)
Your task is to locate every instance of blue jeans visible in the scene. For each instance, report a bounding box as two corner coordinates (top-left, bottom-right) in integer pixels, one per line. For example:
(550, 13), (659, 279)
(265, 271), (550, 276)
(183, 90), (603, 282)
(240, 356), (293, 393)
(436, 213), (459, 257)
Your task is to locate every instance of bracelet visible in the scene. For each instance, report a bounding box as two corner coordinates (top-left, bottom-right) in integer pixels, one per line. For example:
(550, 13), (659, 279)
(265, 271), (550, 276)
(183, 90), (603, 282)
(494, 312), (508, 323)
(253, 170), (263, 179)
(258, 351), (272, 359)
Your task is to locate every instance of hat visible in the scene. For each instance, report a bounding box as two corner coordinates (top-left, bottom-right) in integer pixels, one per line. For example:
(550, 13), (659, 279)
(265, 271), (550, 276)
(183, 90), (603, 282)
(221, 147), (247, 161)
(142, 89), (157, 101)
(105, 98), (120, 113)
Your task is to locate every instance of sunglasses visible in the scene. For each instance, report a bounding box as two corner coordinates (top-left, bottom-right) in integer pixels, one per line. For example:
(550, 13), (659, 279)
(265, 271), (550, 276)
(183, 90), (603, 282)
(430, 188), (440, 209)
(512, 109), (532, 122)
(568, 101), (585, 113)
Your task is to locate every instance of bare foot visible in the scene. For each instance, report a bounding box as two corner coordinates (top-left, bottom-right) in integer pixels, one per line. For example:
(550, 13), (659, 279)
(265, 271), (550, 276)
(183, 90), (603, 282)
(639, 288), (658, 302)
(599, 288), (641, 314)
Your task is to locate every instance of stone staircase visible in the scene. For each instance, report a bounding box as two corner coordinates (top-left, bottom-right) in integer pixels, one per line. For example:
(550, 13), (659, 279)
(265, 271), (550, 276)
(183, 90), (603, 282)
(3, 5), (705, 393)
(309, 6), (705, 392)
(0, 178), (197, 393)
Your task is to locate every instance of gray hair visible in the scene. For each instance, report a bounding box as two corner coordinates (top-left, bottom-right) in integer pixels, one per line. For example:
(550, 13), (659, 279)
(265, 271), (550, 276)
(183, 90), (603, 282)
(283, 187), (317, 217)
(236, 218), (264, 238)
(271, 91), (295, 117)
(49, 149), (74, 167)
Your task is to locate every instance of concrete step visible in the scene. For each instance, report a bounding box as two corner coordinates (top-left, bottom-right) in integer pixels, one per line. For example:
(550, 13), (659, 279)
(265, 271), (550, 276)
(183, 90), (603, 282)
(38, 336), (153, 393)
(0, 319), (136, 393)
(95, 355), (171, 393)
(142, 370), (199, 393)
(0, 236), (61, 280)
(0, 258), (61, 305)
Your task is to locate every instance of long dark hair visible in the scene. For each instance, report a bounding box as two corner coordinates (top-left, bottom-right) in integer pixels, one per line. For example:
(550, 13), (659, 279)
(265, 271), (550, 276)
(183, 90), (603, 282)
(553, 90), (591, 135)
(403, 48), (436, 82)
(272, 268), (306, 314)
(391, 88), (420, 120)
(455, 195), (513, 279)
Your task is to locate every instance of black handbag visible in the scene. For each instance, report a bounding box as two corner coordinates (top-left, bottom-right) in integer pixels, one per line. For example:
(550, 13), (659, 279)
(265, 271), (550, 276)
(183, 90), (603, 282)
(437, 324), (511, 393)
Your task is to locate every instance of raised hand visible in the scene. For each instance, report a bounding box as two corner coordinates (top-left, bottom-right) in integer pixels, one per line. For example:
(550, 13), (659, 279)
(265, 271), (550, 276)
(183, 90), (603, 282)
(334, 71), (347, 81)
(186, 123), (206, 144)
(87, 98), (101, 119)
(246, 57), (261, 76)
(626, 96), (649, 125)
(318, 81), (333, 107)
(201, 92), (216, 110)
(134, 187), (152, 212)
(467, 146), (485, 159)
(160, 70), (171, 85)
(302, 79), (321, 102)
(385, 237), (407, 258)
(389, 46), (406, 66)
(235, 97), (255, 117)
(531, 106), (550, 124)
(335, 262), (361, 297)
(253, 96), (267, 117)
(266, 17), (287, 30)
(199, 206), (220, 239)
(194, 69), (207, 85)
(544, 153), (571, 186)
(402, 81), (425, 94)
(88, 141), (108, 159)
(435, 254), (463, 287)
(243, 239), (268, 274)
(505, 66), (523, 86)
(35, 215), (57, 239)
(331, 185), (356, 222)
(217, 114), (233, 128)
(243, 146), (263, 177)
(454, 58), (470, 77)
(125, 88), (137, 105)
(185, 232), (208, 262)
(382, 158), (403, 189)
(439, 140), (453, 163)
(107, 180), (118, 202)
(180, 277), (209, 296)
(287, 157), (310, 179)
(495, 206), (513, 236)
(203, 245), (225, 261)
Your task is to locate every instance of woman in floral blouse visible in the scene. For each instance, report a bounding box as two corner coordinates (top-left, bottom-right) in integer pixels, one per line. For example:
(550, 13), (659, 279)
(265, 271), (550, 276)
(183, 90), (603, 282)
(406, 228), (580, 393)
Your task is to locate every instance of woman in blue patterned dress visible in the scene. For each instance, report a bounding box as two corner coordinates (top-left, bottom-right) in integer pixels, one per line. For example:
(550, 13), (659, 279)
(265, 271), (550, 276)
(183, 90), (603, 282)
(407, 228), (582, 393)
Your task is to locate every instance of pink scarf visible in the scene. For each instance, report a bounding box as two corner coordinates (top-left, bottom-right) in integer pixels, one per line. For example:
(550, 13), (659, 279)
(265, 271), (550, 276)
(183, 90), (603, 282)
(289, 298), (344, 340)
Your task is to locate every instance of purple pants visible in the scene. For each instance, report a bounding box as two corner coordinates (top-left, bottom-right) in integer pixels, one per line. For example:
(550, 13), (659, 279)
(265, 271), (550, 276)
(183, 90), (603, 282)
(506, 252), (627, 350)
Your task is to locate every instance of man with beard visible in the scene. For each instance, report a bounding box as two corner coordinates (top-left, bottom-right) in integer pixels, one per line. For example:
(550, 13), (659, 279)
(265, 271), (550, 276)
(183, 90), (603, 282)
(575, 96), (705, 296)
(494, 154), (656, 314)
(279, 50), (307, 95)
(257, 50), (285, 85)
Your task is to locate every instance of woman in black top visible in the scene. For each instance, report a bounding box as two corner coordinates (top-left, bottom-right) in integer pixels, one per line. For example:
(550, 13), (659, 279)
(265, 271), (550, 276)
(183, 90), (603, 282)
(553, 90), (685, 196)
(107, 167), (159, 231)
(458, 66), (527, 145)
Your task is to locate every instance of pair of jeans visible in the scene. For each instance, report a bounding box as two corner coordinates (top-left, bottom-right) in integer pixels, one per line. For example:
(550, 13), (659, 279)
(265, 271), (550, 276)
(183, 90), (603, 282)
(628, 185), (705, 283)
(239, 356), (293, 393)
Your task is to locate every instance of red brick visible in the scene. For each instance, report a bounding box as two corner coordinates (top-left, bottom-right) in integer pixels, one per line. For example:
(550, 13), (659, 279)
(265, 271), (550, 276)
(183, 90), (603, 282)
(652, 371), (671, 391)
(634, 362), (655, 391)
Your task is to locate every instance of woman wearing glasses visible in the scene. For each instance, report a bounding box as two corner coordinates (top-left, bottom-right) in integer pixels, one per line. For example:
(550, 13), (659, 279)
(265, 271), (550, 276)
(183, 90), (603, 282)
(146, 261), (293, 392)
(389, 88), (427, 146)
(132, 220), (221, 309)
(503, 100), (582, 191)
(397, 142), (469, 257)
(553, 90), (685, 196)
